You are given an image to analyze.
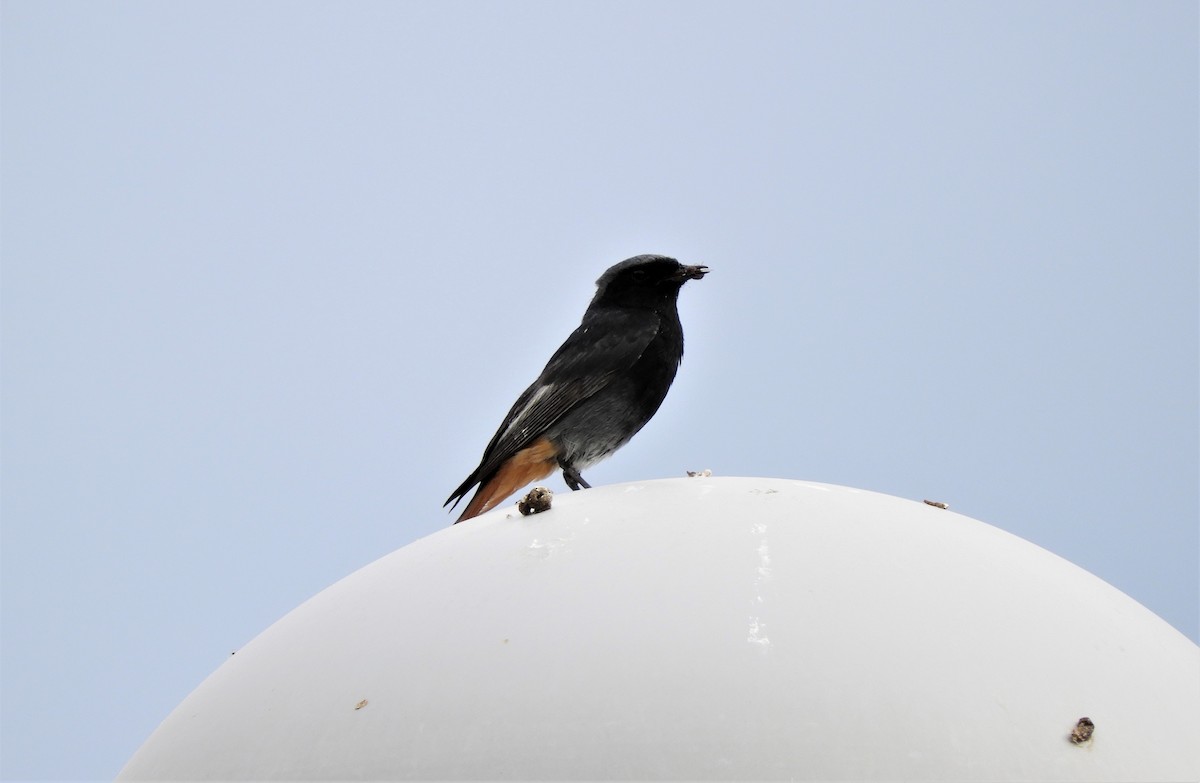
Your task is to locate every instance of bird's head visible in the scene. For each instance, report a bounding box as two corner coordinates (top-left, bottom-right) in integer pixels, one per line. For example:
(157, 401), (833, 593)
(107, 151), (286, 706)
(592, 255), (709, 309)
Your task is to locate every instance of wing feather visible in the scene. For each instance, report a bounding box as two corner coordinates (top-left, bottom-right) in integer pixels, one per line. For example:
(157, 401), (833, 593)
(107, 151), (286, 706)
(445, 308), (660, 508)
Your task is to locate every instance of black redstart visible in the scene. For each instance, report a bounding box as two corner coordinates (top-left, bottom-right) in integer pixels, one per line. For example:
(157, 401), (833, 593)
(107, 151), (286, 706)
(445, 254), (708, 522)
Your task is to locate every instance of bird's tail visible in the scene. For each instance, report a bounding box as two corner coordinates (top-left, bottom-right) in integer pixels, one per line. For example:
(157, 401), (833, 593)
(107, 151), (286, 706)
(451, 437), (560, 523)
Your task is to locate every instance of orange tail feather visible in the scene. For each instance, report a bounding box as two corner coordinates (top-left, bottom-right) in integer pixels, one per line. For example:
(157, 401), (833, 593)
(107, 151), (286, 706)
(456, 438), (559, 522)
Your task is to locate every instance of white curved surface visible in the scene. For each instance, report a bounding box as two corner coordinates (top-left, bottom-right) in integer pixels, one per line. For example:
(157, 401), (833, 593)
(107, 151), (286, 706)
(120, 477), (1200, 781)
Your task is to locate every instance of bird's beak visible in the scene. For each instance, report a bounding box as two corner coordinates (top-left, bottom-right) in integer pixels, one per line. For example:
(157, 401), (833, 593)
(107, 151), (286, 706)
(674, 265), (710, 282)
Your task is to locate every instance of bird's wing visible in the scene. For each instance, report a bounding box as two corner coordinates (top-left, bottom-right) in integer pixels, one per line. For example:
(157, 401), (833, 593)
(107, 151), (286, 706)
(445, 308), (660, 508)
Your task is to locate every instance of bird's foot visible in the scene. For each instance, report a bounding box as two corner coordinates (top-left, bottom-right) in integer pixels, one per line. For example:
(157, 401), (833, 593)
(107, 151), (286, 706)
(560, 464), (591, 491)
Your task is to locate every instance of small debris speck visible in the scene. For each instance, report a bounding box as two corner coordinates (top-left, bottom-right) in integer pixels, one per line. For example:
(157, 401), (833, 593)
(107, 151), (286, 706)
(355, 699), (368, 711)
(687, 469), (713, 477)
(518, 486), (553, 516)
(1069, 717), (1094, 744)
(923, 499), (949, 509)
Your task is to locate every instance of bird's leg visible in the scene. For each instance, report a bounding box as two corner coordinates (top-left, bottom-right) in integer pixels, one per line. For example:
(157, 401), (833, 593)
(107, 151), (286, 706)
(560, 461), (591, 491)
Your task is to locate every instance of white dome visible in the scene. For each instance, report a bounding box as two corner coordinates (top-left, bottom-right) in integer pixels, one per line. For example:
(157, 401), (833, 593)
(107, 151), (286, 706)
(119, 477), (1200, 781)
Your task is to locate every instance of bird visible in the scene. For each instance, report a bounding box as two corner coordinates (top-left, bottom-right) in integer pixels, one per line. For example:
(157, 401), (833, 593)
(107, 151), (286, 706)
(445, 254), (708, 523)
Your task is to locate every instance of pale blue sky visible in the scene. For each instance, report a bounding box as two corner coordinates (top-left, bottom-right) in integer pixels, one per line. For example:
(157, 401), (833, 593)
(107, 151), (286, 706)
(2, 1), (1196, 779)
